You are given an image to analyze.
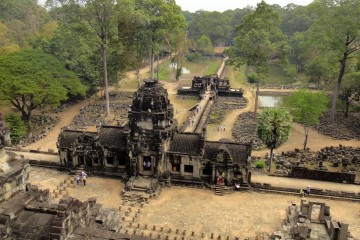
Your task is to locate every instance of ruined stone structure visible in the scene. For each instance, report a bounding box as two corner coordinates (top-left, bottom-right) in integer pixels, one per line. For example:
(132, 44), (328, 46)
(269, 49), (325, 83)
(272, 199), (352, 240)
(0, 113), (30, 203)
(58, 79), (252, 186)
(177, 74), (243, 97)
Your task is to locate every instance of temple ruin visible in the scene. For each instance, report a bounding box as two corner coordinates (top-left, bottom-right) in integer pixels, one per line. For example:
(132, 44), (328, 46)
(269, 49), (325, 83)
(177, 74), (244, 97)
(58, 79), (252, 191)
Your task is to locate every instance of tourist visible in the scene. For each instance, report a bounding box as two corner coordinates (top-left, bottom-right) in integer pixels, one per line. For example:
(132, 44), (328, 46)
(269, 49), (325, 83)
(82, 174), (86, 186)
(306, 185), (311, 195)
(300, 189), (304, 197)
(75, 175), (80, 186)
(146, 160), (151, 170)
(235, 182), (240, 191)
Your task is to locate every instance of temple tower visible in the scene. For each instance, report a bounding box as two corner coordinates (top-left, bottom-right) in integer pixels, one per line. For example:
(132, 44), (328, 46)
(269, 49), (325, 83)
(128, 79), (177, 176)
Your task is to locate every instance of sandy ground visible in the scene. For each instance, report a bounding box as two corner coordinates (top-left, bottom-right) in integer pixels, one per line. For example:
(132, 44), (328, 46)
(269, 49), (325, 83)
(28, 167), (360, 239)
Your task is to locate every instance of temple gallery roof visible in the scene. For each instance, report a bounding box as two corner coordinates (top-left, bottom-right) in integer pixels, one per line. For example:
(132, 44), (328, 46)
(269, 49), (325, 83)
(99, 126), (128, 149)
(169, 133), (202, 155)
(58, 130), (97, 149)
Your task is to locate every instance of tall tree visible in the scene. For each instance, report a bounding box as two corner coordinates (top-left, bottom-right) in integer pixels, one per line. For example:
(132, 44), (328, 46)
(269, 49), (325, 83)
(228, 1), (289, 76)
(134, 0), (187, 79)
(282, 90), (329, 150)
(0, 50), (86, 123)
(257, 108), (292, 172)
(47, 0), (118, 117)
(305, 0), (360, 123)
(196, 34), (213, 74)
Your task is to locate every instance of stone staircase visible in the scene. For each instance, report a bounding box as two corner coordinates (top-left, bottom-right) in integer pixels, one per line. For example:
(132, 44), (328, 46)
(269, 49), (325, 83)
(214, 184), (224, 196)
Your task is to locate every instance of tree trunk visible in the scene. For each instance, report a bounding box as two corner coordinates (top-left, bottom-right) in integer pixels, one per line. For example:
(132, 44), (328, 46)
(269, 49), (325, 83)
(330, 53), (348, 123)
(136, 67), (140, 89)
(156, 54), (160, 79)
(150, 48), (154, 79)
(303, 125), (309, 150)
(21, 111), (31, 123)
(268, 148), (274, 173)
(345, 100), (350, 118)
(101, 41), (110, 117)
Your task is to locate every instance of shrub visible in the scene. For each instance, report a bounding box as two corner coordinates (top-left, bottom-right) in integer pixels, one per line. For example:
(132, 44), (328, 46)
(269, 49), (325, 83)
(254, 160), (266, 169)
(5, 113), (27, 144)
(247, 72), (259, 83)
(186, 52), (202, 62)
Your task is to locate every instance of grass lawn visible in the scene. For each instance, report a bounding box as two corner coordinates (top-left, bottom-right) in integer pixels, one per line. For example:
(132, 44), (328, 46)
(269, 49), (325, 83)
(204, 59), (222, 75)
(225, 65), (247, 88)
(263, 64), (297, 85)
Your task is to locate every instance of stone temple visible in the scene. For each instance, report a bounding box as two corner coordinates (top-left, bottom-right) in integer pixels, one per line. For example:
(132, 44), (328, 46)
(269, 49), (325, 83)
(58, 79), (252, 187)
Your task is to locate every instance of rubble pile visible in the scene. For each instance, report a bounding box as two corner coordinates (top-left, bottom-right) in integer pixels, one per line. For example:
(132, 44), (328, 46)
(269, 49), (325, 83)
(232, 112), (264, 149)
(208, 97), (247, 124)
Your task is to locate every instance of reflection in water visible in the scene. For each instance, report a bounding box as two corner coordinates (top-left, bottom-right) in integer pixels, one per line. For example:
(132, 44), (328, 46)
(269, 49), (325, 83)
(259, 96), (283, 107)
(169, 63), (190, 74)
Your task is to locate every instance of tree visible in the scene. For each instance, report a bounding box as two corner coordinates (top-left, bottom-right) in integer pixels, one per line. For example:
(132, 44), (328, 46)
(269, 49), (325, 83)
(305, 0), (360, 123)
(282, 90), (329, 150)
(0, 50), (86, 123)
(47, 0), (119, 117)
(339, 73), (360, 117)
(257, 108), (292, 172)
(196, 34), (213, 74)
(228, 1), (289, 76)
(134, 0), (187, 79)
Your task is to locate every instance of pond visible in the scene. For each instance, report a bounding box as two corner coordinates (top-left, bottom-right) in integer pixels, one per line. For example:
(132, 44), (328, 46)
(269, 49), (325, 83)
(258, 96), (283, 108)
(169, 63), (190, 74)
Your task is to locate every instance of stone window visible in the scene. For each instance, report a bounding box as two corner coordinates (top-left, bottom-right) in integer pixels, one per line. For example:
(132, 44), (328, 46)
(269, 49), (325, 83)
(184, 165), (193, 174)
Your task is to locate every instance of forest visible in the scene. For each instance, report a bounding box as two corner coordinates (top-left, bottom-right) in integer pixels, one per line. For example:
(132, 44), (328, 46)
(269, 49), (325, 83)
(0, 0), (359, 126)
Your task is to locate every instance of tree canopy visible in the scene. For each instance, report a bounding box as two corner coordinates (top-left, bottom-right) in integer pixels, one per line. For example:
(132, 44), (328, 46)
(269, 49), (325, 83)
(257, 108), (292, 172)
(282, 90), (329, 150)
(0, 50), (86, 122)
(228, 1), (289, 76)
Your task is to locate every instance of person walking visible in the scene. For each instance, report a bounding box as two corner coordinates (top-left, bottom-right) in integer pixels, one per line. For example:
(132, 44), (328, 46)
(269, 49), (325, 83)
(82, 174), (86, 186)
(75, 175), (80, 186)
(300, 189), (304, 198)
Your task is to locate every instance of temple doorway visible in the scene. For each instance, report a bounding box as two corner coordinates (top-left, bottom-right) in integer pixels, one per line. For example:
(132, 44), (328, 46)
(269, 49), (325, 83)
(141, 155), (153, 175)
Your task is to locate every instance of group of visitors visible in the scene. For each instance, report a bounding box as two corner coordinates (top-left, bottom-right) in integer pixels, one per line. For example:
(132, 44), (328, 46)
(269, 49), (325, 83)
(300, 185), (311, 197)
(75, 171), (87, 186)
(144, 159), (151, 171)
(218, 125), (226, 131)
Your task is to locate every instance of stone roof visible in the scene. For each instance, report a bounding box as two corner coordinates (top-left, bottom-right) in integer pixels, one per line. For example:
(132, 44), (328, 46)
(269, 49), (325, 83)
(99, 126), (128, 149)
(58, 130), (86, 149)
(169, 133), (202, 155)
(204, 141), (251, 164)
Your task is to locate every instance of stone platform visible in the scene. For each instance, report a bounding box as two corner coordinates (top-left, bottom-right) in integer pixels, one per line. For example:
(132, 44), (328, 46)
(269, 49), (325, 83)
(122, 176), (161, 204)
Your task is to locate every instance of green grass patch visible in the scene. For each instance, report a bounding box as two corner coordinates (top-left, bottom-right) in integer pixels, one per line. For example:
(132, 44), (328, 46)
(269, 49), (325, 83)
(204, 59), (222, 75)
(263, 64), (297, 85)
(225, 65), (247, 88)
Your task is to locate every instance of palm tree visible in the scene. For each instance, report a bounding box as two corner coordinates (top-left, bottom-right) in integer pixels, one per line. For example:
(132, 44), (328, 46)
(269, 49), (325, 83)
(257, 108), (293, 172)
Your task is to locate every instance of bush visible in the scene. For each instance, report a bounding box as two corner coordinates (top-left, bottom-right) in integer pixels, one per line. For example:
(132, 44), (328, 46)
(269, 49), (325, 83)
(186, 52), (202, 62)
(254, 160), (266, 169)
(5, 113), (27, 144)
(247, 72), (259, 83)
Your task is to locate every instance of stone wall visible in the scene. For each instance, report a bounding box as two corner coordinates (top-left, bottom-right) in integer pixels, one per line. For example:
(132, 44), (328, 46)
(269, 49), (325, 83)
(290, 167), (356, 184)
(0, 159), (30, 203)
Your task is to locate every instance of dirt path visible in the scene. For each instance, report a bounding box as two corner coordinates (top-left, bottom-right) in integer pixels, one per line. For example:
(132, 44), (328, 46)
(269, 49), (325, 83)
(24, 101), (88, 151)
(206, 87), (256, 141)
